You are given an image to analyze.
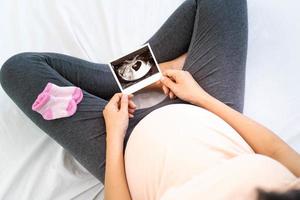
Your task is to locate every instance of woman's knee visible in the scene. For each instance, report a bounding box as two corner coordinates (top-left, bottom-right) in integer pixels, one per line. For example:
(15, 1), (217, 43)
(0, 52), (39, 91)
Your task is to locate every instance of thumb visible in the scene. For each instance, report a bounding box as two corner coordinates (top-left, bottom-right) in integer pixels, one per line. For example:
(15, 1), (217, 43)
(120, 94), (129, 113)
(161, 76), (176, 91)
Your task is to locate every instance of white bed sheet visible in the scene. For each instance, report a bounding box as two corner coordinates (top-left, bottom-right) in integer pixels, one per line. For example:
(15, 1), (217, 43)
(0, 0), (299, 199)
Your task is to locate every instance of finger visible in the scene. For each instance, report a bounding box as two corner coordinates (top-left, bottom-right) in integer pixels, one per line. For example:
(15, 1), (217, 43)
(107, 93), (122, 108)
(128, 108), (135, 113)
(128, 94), (134, 99)
(165, 85), (170, 91)
(162, 85), (169, 95)
(129, 111), (135, 116)
(165, 86), (170, 96)
(172, 91), (177, 99)
(129, 108), (135, 114)
(169, 91), (175, 99)
(129, 100), (137, 109)
(111, 93), (122, 102)
(163, 69), (179, 79)
(162, 85), (168, 95)
(120, 94), (129, 113)
(161, 76), (176, 91)
(129, 113), (134, 118)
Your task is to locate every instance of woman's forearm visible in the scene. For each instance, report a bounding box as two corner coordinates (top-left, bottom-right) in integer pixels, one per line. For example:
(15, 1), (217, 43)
(197, 94), (300, 177)
(104, 133), (132, 200)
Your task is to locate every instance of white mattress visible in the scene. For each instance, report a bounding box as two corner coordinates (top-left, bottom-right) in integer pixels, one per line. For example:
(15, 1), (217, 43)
(0, 0), (299, 199)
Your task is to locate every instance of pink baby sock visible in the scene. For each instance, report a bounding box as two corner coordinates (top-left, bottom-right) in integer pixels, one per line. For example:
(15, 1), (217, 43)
(32, 92), (77, 120)
(42, 82), (83, 104)
(32, 83), (84, 120)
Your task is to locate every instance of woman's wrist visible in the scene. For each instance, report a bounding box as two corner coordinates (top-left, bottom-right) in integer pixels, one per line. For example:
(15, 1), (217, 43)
(193, 91), (214, 108)
(106, 130), (125, 146)
(106, 139), (124, 155)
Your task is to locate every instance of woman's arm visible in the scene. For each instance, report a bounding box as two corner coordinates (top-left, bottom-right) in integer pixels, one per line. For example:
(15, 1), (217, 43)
(197, 94), (300, 177)
(160, 69), (300, 177)
(105, 133), (131, 200)
(103, 93), (136, 200)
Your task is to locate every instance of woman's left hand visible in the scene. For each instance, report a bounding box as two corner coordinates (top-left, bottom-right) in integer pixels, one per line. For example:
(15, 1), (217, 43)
(103, 93), (136, 141)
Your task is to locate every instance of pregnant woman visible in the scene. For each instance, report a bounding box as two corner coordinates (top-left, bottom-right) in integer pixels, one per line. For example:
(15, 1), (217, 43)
(1, 0), (299, 199)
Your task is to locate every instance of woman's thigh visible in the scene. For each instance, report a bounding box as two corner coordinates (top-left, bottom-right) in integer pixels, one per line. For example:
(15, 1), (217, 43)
(183, 0), (248, 112)
(0, 52), (120, 182)
(144, 0), (247, 113)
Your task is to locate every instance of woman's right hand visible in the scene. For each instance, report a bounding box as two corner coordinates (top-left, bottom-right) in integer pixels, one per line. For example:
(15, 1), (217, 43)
(160, 69), (212, 106)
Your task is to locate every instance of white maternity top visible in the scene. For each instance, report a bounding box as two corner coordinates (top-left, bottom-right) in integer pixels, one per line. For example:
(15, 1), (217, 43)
(124, 104), (299, 200)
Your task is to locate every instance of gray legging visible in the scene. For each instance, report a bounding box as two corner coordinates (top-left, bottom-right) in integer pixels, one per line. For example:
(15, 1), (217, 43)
(0, 0), (248, 183)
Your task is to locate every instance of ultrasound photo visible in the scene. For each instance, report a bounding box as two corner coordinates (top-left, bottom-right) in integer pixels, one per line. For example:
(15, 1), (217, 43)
(109, 44), (161, 94)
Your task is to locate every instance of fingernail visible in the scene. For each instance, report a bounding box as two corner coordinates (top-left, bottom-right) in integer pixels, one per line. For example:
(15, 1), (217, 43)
(122, 94), (128, 101)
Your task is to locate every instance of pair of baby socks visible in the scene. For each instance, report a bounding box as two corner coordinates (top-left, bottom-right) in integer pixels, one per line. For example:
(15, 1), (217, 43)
(32, 83), (83, 120)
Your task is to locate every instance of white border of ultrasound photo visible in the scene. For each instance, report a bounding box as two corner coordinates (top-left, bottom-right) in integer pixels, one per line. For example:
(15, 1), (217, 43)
(108, 43), (162, 94)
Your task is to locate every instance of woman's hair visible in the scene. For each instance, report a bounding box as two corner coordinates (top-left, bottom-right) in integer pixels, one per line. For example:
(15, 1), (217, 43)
(257, 189), (300, 200)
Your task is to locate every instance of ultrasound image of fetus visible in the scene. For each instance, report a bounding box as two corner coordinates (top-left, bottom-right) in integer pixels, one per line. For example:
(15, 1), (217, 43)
(117, 55), (152, 81)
